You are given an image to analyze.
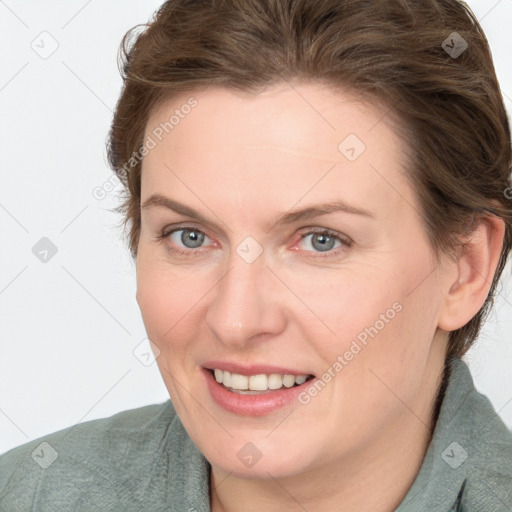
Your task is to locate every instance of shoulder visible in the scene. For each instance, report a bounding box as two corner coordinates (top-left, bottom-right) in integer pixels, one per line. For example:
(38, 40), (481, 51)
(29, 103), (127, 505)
(435, 358), (512, 509)
(455, 363), (512, 508)
(0, 400), (178, 511)
(397, 358), (512, 511)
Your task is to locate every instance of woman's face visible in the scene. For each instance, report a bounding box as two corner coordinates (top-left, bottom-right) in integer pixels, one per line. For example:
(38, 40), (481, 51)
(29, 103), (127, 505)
(136, 82), (450, 478)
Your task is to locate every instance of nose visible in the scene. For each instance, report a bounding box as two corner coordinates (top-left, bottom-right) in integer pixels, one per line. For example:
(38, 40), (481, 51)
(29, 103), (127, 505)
(205, 248), (286, 348)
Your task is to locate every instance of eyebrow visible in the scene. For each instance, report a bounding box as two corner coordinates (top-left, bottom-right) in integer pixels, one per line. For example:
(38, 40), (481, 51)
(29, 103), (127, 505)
(141, 193), (374, 230)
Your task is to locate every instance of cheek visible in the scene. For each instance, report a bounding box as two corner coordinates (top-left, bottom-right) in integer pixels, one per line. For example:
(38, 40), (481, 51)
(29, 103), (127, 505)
(291, 266), (400, 357)
(334, 275), (441, 421)
(306, 255), (439, 398)
(136, 253), (207, 352)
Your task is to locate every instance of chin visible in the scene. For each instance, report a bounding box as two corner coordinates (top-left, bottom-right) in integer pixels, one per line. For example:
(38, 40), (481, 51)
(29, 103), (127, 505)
(204, 438), (316, 480)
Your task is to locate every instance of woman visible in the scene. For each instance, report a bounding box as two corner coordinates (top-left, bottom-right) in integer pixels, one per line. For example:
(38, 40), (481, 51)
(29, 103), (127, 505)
(1, 0), (511, 510)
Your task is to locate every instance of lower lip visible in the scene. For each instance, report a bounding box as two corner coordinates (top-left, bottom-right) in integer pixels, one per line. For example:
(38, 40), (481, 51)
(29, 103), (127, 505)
(202, 368), (316, 416)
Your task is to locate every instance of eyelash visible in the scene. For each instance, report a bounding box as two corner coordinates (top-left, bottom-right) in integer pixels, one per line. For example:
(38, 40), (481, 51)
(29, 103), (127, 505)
(155, 225), (352, 259)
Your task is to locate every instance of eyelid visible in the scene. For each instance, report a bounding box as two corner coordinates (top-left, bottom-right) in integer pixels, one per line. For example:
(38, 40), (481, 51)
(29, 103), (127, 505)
(158, 224), (213, 255)
(296, 226), (352, 244)
(293, 227), (352, 257)
(158, 224), (352, 257)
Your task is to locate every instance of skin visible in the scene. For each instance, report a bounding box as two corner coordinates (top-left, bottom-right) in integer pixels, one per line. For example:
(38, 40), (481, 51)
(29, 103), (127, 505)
(135, 82), (504, 511)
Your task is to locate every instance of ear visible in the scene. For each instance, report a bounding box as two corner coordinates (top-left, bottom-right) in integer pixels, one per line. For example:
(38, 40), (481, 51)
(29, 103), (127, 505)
(438, 214), (505, 332)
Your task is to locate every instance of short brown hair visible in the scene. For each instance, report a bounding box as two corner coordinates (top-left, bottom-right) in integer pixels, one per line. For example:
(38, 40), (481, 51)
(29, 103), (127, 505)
(107, 0), (512, 359)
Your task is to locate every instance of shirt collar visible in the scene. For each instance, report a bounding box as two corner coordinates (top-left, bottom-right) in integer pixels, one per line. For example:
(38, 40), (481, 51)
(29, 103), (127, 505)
(396, 356), (512, 511)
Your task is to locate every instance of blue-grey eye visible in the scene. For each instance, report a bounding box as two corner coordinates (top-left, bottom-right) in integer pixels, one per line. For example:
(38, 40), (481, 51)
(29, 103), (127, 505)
(303, 232), (340, 252)
(172, 229), (205, 249)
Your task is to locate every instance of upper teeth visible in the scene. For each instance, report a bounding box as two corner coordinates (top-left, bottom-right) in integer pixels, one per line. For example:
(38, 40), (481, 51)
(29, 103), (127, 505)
(213, 369), (310, 391)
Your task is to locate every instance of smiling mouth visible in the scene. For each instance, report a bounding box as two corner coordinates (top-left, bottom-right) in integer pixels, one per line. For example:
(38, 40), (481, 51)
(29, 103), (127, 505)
(207, 368), (315, 394)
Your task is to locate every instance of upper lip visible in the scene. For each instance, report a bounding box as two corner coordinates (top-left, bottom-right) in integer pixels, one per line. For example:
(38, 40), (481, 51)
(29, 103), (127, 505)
(202, 360), (315, 377)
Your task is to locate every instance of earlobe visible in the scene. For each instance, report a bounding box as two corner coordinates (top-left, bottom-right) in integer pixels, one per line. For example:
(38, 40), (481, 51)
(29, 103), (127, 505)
(438, 214), (505, 332)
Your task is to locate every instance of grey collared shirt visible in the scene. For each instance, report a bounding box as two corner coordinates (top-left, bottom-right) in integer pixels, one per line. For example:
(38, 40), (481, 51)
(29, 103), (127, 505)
(1, 357), (511, 511)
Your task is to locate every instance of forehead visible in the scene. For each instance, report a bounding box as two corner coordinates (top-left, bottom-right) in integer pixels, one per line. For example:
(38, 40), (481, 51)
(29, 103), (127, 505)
(145, 82), (393, 154)
(141, 83), (414, 223)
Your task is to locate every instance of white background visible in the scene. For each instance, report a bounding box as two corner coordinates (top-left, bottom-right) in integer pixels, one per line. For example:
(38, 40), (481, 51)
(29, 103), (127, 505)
(1, 0), (511, 455)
